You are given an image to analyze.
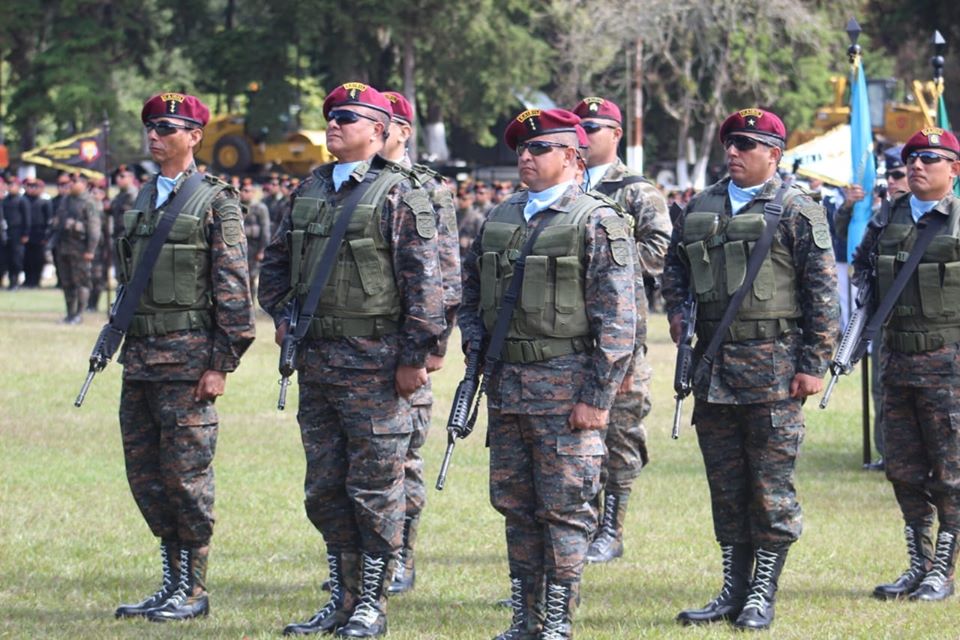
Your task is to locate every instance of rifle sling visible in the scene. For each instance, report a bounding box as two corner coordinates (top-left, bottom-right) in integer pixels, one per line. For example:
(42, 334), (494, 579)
(481, 211), (558, 372)
(293, 169), (380, 340)
(701, 179), (792, 366)
(861, 211), (948, 347)
(107, 172), (205, 348)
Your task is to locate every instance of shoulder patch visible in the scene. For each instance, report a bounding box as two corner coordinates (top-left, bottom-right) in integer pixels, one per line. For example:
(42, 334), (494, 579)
(600, 215), (633, 266)
(219, 204), (244, 247)
(403, 190), (436, 239)
(812, 223), (832, 250)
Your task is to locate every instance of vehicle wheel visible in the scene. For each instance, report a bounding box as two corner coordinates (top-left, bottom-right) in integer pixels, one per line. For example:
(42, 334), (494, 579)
(213, 135), (252, 173)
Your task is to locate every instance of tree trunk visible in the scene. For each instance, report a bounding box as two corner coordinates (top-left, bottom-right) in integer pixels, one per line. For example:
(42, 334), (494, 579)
(402, 30), (417, 162)
(423, 102), (449, 162)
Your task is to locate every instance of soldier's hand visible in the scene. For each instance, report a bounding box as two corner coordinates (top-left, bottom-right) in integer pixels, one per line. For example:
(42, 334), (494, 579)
(790, 373), (822, 399)
(668, 313), (683, 345)
(275, 321), (288, 346)
(195, 370), (227, 402)
(396, 365), (428, 398)
(569, 402), (609, 430)
(842, 184), (865, 204)
(426, 354), (444, 373)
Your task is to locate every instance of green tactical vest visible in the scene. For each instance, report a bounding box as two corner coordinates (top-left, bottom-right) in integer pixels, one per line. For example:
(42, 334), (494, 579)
(877, 199), (960, 353)
(679, 187), (804, 343)
(288, 164), (414, 339)
(478, 191), (623, 363)
(115, 174), (228, 337)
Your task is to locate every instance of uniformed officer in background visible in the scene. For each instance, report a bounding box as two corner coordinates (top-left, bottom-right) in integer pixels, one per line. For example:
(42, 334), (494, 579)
(662, 108), (838, 630)
(572, 96), (671, 564)
(258, 82), (445, 638)
(112, 92), (254, 622)
(459, 108), (636, 640)
(51, 173), (100, 323)
(852, 128), (960, 603)
(239, 180), (271, 304)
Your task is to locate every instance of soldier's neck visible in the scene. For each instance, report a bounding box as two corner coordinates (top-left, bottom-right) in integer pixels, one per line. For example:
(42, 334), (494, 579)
(160, 155), (194, 179)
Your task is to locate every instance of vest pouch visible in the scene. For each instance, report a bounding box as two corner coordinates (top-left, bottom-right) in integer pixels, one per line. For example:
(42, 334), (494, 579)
(289, 229), (306, 290)
(349, 237), (387, 296)
(918, 261), (960, 318)
(877, 255), (896, 298)
(554, 255), (586, 334)
(725, 213), (765, 241)
(683, 241), (714, 295)
(151, 245), (177, 304)
(878, 223), (914, 250)
(923, 235), (960, 263)
(123, 210), (142, 238)
(480, 252), (499, 312)
(521, 255), (547, 313)
(166, 213), (201, 243)
(347, 204), (376, 235)
(532, 224), (579, 257)
(682, 212), (719, 242)
(173, 245), (202, 304)
(292, 197), (321, 229)
(482, 221), (521, 253)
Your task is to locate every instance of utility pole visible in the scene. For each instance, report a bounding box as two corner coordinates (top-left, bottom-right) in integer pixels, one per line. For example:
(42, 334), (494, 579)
(625, 38), (644, 173)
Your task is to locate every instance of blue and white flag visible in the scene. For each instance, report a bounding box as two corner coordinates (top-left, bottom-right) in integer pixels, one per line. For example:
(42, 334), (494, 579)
(847, 56), (877, 262)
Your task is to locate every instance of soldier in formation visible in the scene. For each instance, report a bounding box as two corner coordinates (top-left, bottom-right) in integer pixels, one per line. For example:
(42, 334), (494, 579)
(51, 173), (100, 323)
(239, 180), (271, 304)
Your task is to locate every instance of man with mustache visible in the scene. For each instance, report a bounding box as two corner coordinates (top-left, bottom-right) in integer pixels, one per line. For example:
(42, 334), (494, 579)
(662, 108), (839, 630)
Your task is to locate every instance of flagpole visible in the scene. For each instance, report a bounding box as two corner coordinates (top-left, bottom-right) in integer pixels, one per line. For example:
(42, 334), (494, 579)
(102, 115), (112, 318)
(932, 30), (946, 101)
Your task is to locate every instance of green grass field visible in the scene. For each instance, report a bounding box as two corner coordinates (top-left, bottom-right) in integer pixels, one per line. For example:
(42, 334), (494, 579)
(0, 288), (954, 639)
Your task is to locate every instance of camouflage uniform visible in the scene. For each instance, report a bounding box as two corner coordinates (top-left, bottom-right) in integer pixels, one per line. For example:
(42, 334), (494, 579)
(459, 184), (636, 632)
(88, 196), (109, 311)
(389, 156), (462, 592)
(117, 166), (254, 546)
(258, 157), (445, 629)
(587, 160), (670, 563)
(243, 199), (271, 304)
(852, 190), (960, 600)
(52, 191), (101, 321)
(457, 203), (485, 262)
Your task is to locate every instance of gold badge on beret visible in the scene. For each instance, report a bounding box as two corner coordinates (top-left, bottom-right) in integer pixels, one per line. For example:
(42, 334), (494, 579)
(161, 93), (185, 115)
(343, 82), (369, 100)
(517, 109), (541, 132)
(583, 97), (605, 113)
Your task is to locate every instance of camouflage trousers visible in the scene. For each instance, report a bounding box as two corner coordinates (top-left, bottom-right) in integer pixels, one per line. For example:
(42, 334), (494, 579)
(693, 398), (804, 547)
(883, 384), (960, 530)
(119, 379), (219, 546)
(603, 359), (652, 495)
(247, 257), (261, 309)
(401, 378), (433, 518)
(297, 372), (411, 556)
(488, 409), (605, 582)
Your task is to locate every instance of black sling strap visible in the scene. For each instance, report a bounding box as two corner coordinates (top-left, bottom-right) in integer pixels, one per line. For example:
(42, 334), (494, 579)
(701, 179), (792, 367)
(292, 168), (381, 340)
(481, 210), (559, 372)
(860, 210), (948, 348)
(108, 172), (205, 341)
(593, 175), (647, 197)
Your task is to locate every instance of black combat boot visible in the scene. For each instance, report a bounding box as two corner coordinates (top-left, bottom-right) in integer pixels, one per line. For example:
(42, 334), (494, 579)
(676, 543), (752, 625)
(388, 515), (418, 595)
(586, 493), (628, 564)
(910, 529), (959, 602)
(539, 580), (575, 640)
(284, 552), (358, 635)
(336, 553), (389, 638)
(115, 539), (179, 618)
(147, 546), (210, 621)
(493, 574), (543, 640)
(873, 524), (933, 600)
(733, 546), (789, 631)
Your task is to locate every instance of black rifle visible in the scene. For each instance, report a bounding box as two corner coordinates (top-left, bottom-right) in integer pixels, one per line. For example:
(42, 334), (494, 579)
(435, 344), (484, 490)
(276, 298), (300, 410)
(819, 279), (873, 409)
(671, 295), (697, 439)
(75, 285), (127, 407)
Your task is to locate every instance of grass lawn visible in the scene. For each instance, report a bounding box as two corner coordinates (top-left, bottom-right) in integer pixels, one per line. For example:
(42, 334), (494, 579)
(0, 287), (953, 639)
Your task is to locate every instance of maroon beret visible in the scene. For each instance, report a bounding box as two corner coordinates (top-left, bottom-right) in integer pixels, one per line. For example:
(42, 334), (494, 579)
(383, 91), (414, 124)
(503, 109), (581, 151)
(902, 127), (960, 162)
(719, 108), (786, 147)
(572, 97), (622, 124)
(141, 93), (210, 127)
(322, 82), (392, 120)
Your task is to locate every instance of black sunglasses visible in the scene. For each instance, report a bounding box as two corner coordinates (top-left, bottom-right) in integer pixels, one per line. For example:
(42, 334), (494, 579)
(327, 109), (379, 126)
(887, 170), (906, 180)
(906, 150), (957, 165)
(581, 121), (618, 134)
(516, 140), (570, 157)
(724, 134), (775, 152)
(145, 120), (196, 136)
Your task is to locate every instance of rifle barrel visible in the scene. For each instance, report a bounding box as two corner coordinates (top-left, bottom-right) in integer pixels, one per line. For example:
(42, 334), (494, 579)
(435, 439), (456, 490)
(277, 376), (290, 411)
(75, 370), (96, 408)
(819, 374), (839, 410)
(671, 396), (684, 439)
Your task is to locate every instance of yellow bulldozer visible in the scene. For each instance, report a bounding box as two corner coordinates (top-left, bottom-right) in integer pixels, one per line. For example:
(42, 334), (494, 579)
(196, 112), (333, 176)
(787, 76), (939, 149)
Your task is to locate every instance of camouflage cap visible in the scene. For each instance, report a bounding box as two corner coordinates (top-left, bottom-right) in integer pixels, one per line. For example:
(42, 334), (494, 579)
(383, 91), (414, 124)
(571, 97), (622, 124)
(719, 108), (786, 148)
(323, 82), (392, 120)
(902, 127), (960, 162)
(504, 108), (581, 151)
(141, 93), (210, 127)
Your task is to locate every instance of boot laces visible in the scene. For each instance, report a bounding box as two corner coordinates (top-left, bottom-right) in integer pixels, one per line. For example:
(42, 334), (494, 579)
(347, 555), (386, 627)
(149, 543), (175, 600)
(919, 531), (956, 591)
(705, 544), (736, 606)
(742, 548), (778, 612)
(164, 548), (192, 608)
(898, 526), (928, 583)
(315, 553), (342, 618)
(540, 582), (569, 640)
(392, 548), (406, 583)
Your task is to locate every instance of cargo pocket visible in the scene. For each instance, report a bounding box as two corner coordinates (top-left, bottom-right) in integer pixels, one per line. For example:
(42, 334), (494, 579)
(557, 431), (605, 502)
(176, 403), (218, 428)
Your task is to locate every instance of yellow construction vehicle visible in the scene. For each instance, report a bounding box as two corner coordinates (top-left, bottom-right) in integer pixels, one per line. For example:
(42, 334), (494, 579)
(787, 76), (938, 149)
(196, 112), (333, 176)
